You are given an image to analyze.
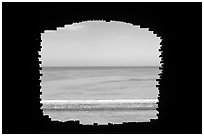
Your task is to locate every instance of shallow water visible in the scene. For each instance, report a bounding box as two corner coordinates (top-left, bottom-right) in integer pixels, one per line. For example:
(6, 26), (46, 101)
(40, 66), (160, 100)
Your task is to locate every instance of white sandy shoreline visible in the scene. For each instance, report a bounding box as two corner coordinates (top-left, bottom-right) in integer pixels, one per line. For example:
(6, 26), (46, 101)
(41, 99), (158, 104)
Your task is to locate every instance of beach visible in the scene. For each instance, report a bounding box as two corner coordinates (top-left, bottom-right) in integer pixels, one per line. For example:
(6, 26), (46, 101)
(44, 109), (158, 124)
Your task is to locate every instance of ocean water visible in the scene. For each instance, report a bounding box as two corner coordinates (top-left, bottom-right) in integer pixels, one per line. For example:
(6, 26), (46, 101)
(40, 66), (160, 124)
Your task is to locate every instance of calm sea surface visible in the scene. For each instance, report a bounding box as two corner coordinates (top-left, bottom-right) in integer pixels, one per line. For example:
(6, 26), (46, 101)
(40, 66), (160, 124)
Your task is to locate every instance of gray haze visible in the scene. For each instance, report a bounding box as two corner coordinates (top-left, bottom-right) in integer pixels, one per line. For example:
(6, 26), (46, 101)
(40, 21), (161, 66)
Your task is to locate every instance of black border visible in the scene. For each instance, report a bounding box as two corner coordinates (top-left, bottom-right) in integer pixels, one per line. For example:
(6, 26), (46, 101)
(3, 2), (202, 134)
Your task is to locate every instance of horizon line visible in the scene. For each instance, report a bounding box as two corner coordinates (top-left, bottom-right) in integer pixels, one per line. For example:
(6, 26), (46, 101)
(41, 65), (160, 67)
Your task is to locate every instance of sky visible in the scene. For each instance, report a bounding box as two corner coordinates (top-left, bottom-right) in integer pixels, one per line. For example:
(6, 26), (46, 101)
(40, 20), (161, 66)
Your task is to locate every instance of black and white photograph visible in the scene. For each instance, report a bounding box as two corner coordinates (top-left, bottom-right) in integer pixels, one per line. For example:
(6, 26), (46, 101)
(40, 21), (161, 124)
(3, 2), (201, 133)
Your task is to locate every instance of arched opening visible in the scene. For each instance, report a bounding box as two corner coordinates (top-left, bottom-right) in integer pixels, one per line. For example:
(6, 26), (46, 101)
(40, 20), (161, 125)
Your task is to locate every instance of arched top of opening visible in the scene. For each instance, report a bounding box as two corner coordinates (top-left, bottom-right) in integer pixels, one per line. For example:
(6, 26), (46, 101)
(41, 20), (161, 67)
